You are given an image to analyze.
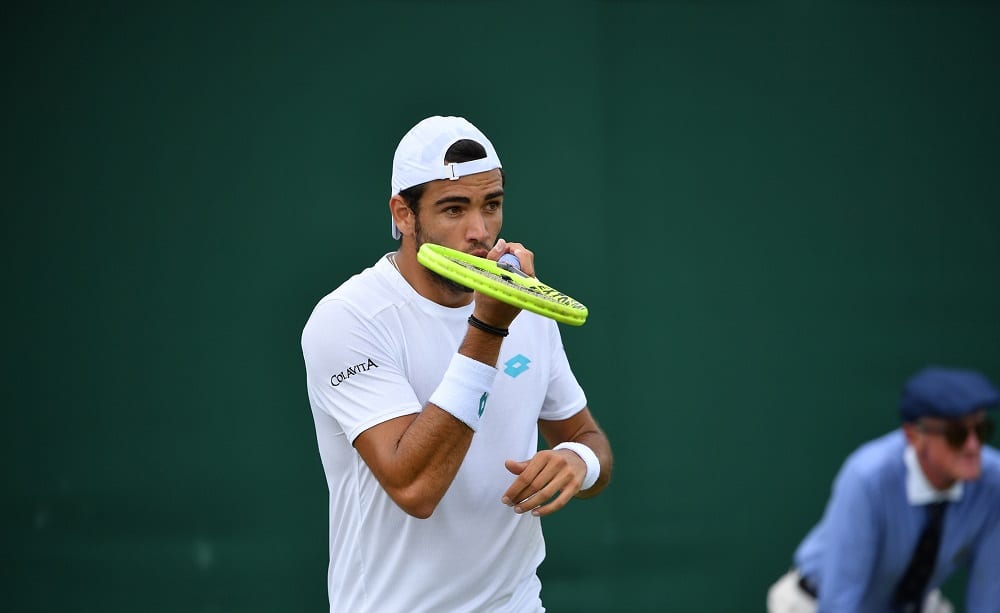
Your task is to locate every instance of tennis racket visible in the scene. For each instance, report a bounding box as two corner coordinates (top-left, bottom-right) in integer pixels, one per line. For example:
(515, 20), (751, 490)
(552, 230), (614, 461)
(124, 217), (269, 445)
(417, 243), (589, 326)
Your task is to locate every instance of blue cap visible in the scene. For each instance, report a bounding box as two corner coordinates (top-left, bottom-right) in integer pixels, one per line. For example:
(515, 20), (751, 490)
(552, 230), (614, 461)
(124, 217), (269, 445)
(899, 366), (1000, 422)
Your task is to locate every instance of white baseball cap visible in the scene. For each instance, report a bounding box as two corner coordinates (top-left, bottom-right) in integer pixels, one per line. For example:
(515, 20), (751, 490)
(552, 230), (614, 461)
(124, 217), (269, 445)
(389, 116), (502, 239)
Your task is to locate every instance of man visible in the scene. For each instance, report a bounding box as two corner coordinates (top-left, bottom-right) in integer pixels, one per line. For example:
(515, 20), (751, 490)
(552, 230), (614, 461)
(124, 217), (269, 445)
(301, 116), (613, 612)
(767, 366), (1000, 613)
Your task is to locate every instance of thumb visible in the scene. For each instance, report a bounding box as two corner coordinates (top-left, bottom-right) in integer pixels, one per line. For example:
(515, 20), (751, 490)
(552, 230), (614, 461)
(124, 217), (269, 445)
(505, 458), (528, 475)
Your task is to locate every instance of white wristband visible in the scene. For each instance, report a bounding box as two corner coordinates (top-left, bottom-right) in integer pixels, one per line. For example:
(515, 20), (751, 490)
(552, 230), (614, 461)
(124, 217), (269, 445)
(428, 353), (498, 432)
(553, 441), (600, 491)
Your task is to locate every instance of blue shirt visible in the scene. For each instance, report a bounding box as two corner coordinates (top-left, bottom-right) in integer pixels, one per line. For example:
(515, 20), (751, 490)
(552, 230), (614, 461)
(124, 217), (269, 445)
(794, 430), (1000, 612)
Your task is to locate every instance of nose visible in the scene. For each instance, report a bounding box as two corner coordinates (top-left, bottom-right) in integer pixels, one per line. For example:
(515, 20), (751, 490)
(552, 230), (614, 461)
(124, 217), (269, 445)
(966, 431), (982, 451)
(465, 210), (490, 242)
(960, 425), (983, 452)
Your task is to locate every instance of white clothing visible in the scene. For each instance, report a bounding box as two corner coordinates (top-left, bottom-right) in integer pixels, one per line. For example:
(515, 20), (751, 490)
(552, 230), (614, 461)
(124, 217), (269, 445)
(301, 254), (587, 613)
(767, 569), (954, 613)
(767, 570), (817, 613)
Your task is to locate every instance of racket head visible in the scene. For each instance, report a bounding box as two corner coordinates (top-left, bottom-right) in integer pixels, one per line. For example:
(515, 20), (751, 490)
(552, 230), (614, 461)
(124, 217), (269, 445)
(416, 243), (589, 326)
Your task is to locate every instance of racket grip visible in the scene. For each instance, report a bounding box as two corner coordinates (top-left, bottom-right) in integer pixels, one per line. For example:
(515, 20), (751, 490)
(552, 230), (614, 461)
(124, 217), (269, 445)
(497, 253), (521, 271)
(497, 252), (531, 278)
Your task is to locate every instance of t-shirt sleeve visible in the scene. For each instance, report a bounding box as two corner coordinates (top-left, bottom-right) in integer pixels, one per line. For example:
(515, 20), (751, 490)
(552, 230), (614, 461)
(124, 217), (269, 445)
(965, 474), (1000, 610)
(539, 320), (587, 421)
(301, 298), (421, 443)
(817, 461), (879, 611)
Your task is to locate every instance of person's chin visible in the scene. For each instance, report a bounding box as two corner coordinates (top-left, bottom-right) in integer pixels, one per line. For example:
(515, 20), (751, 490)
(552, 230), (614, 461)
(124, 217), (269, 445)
(954, 457), (982, 481)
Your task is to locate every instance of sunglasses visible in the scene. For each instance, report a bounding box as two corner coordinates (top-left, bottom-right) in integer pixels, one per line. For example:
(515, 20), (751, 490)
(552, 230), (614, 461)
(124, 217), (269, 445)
(918, 416), (995, 449)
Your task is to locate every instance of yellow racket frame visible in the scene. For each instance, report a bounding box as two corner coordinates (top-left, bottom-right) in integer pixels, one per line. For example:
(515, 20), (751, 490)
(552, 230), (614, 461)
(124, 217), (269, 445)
(417, 243), (589, 326)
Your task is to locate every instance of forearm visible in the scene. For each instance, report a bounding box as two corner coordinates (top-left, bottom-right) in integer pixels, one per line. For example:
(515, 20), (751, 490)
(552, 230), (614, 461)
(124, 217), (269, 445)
(456, 320), (505, 366)
(363, 323), (506, 517)
(378, 406), (475, 518)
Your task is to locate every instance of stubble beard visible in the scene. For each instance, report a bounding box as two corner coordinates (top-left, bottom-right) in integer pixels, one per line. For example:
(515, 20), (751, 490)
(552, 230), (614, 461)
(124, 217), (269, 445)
(414, 221), (474, 296)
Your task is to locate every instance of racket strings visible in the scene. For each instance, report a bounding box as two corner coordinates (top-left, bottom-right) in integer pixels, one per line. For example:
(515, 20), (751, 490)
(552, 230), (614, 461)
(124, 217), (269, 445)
(450, 259), (585, 310)
(417, 243), (588, 325)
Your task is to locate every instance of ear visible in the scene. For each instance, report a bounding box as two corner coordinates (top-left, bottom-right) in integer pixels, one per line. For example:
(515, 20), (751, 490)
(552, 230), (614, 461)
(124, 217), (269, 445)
(389, 195), (414, 238)
(902, 422), (921, 447)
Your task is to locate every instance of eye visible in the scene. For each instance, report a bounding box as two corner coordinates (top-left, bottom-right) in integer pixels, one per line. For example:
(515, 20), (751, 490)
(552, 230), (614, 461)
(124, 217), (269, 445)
(485, 201), (502, 212)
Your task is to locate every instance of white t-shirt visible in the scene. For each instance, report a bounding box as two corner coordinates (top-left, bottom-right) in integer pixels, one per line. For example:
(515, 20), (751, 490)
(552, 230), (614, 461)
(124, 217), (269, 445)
(301, 254), (587, 613)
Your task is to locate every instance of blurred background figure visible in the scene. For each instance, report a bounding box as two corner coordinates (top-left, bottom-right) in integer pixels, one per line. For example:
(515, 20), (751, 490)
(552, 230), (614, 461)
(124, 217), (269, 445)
(767, 366), (1000, 612)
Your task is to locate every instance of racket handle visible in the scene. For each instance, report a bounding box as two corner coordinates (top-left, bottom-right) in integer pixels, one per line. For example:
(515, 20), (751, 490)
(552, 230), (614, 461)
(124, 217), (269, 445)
(497, 253), (521, 271)
(497, 252), (531, 278)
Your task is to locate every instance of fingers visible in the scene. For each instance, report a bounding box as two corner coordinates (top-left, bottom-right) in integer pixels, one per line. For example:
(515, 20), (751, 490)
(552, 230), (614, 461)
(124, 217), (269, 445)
(500, 450), (584, 517)
(504, 458), (527, 475)
(490, 238), (535, 277)
(472, 238), (534, 328)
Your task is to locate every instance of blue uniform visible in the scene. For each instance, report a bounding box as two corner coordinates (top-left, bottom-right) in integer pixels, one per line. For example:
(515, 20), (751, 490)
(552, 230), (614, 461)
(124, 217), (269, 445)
(794, 430), (1000, 612)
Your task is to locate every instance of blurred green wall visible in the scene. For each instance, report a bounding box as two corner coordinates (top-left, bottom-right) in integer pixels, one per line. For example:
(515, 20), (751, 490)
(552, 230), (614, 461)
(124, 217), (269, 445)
(5, 1), (999, 611)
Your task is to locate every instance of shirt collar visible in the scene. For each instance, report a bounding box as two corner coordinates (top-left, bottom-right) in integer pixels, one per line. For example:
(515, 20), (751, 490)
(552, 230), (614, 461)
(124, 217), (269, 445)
(904, 445), (963, 505)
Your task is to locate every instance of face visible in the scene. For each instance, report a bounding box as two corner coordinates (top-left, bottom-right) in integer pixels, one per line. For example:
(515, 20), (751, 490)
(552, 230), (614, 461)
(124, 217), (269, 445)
(411, 169), (504, 253)
(905, 410), (993, 488)
(411, 169), (504, 292)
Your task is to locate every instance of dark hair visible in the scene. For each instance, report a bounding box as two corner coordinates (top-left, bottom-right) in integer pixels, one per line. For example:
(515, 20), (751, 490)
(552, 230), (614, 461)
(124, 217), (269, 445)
(398, 139), (503, 211)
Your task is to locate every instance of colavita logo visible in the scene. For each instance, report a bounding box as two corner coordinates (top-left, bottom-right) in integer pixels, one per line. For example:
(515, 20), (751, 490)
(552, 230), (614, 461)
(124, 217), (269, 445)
(331, 358), (378, 387)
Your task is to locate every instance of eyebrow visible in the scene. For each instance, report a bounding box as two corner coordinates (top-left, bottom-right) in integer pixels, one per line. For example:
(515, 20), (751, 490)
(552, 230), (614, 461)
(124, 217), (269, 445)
(433, 189), (505, 207)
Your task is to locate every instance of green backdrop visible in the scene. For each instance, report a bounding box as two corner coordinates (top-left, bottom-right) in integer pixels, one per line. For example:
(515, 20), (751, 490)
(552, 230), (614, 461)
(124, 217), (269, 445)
(5, 1), (999, 611)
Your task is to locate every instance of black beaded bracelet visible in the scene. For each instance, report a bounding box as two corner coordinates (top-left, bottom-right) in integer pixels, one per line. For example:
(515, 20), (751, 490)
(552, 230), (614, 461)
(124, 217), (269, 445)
(468, 314), (509, 337)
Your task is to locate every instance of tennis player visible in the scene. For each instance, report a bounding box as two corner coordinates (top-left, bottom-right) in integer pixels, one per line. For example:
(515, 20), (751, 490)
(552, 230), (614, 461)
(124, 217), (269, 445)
(767, 366), (1000, 612)
(301, 116), (613, 612)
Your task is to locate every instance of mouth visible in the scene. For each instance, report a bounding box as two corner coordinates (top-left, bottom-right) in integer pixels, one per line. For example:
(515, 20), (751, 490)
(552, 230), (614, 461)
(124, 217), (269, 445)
(956, 454), (981, 472)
